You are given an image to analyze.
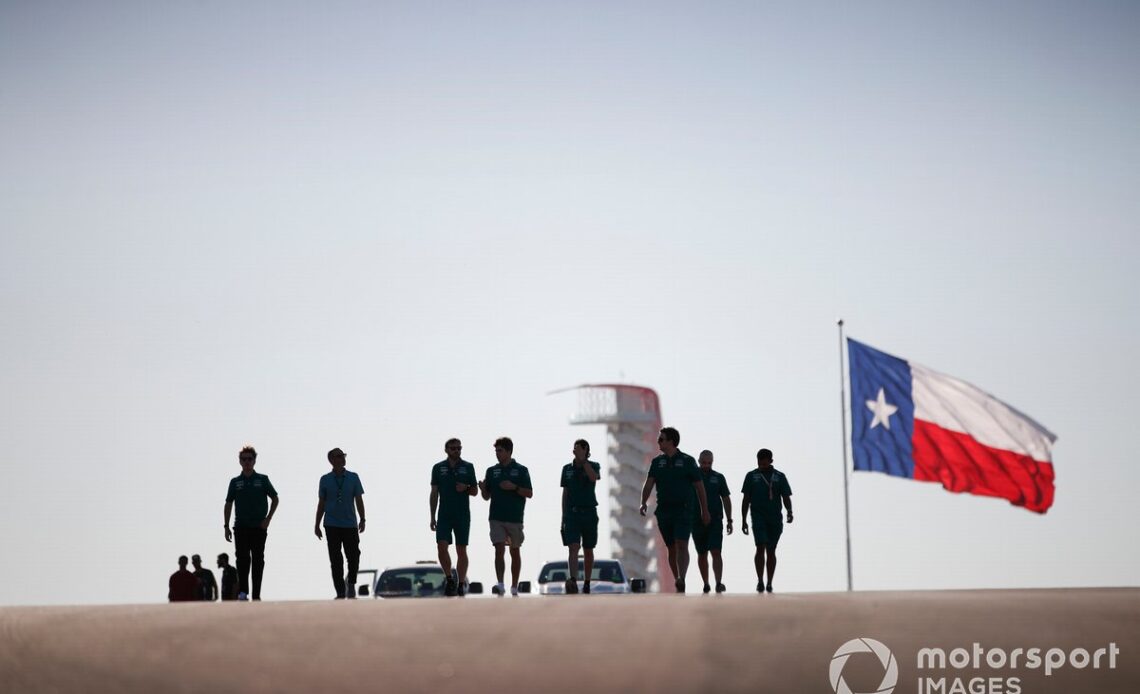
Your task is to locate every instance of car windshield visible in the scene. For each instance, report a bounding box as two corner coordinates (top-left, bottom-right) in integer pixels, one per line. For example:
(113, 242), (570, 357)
(377, 567), (447, 596)
(538, 560), (624, 584)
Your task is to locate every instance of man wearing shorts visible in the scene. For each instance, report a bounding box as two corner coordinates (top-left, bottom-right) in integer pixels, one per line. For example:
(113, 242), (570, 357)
(692, 450), (733, 594)
(741, 448), (793, 593)
(479, 437), (532, 596)
(639, 427), (710, 593)
(560, 439), (600, 594)
(429, 438), (479, 596)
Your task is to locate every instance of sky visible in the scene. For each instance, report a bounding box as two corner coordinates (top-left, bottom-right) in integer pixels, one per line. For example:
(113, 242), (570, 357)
(1, 0), (1137, 606)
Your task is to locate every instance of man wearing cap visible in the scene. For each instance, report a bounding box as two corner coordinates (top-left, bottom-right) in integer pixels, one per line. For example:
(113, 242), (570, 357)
(560, 439), (601, 594)
(314, 447), (366, 599)
(639, 426), (710, 593)
(478, 437), (533, 596)
(692, 450), (733, 594)
(741, 448), (793, 593)
(223, 445), (279, 601)
(430, 438), (479, 596)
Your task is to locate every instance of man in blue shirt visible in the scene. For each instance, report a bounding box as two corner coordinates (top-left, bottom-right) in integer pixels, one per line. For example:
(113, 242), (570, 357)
(314, 447), (366, 599)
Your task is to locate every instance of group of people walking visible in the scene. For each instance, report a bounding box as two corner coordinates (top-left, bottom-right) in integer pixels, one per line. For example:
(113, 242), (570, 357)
(203, 427), (794, 601)
(167, 553), (238, 602)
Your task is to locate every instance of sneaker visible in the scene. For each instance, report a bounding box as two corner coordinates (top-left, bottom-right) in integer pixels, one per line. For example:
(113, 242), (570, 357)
(583, 581), (591, 594)
(675, 579), (685, 594)
(457, 581), (467, 597)
(564, 579), (578, 594)
(346, 584), (356, 599)
(716, 583), (726, 594)
(510, 585), (519, 597)
(237, 592), (249, 601)
(702, 583), (711, 594)
(444, 576), (457, 597)
(493, 582), (505, 596)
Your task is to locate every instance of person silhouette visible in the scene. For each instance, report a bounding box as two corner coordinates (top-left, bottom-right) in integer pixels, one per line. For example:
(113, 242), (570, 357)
(168, 555), (200, 602)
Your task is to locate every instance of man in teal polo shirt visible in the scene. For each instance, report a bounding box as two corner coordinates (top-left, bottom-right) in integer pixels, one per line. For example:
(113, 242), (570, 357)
(741, 448), (793, 593)
(639, 427), (710, 593)
(314, 447), (366, 599)
(223, 445), (279, 601)
(692, 449), (733, 594)
(560, 438), (601, 594)
(478, 436), (532, 597)
(430, 438), (479, 596)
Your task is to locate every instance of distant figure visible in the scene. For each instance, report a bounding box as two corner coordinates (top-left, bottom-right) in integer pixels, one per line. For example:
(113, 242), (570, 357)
(216, 553), (238, 601)
(429, 438), (479, 596)
(640, 427), (710, 593)
(560, 439), (600, 594)
(692, 450), (733, 594)
(168, 555), (200, 602)
(223, 445), (279, 601)
(191, 554), (218, 601)
(314, 447), (366, 599)
(478, 437), (533, 596)
(741, 448), (793, 593)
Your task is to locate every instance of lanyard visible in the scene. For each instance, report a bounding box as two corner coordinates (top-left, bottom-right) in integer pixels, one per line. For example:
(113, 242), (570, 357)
(335, 473), (347, 504)
(758, 470), (776, 501)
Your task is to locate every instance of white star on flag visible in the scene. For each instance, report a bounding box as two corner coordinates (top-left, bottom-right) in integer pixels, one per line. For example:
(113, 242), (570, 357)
(865, 387), (899, 430)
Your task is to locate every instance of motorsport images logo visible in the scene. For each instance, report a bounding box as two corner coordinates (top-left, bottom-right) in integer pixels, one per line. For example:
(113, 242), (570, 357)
(830, 638), (899, 694)
(830, 638), (1121, 694)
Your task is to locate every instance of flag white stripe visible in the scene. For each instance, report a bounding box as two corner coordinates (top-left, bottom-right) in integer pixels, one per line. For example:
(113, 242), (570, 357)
(911, 363), (1057, 462)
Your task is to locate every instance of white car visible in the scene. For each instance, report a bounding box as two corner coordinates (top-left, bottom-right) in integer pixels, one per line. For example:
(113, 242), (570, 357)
(357, 561), (484, 598)
(535, 558), (647, 595)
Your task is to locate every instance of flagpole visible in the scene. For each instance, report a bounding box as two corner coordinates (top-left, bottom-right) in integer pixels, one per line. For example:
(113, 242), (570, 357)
(838, 319), (853, 592)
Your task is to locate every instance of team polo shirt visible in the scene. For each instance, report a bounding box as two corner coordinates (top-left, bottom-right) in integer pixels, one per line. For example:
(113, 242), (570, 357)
(697, 469), (730, 520)
(484, 460), (532, 523)
(319, 470), (364, 528)
(561, 460), (601, 510)
(431, 459), (478, 517)
(226, 472), (278, 528)
(646, 451), (701, 510)
(741, 467), (792, 518)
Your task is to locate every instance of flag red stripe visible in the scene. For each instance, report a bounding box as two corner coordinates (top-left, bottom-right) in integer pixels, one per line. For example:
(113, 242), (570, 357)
(912, 419), (1056, 513)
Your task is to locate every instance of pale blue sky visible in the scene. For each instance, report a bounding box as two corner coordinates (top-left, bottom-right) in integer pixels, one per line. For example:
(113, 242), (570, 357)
(2, 1), (1137, 605)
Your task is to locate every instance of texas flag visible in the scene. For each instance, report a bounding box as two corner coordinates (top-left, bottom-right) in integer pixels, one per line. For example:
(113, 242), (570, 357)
(848, 338), (1057, 513)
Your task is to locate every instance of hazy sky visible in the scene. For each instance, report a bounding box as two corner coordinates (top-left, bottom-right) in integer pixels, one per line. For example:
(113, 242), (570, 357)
(2, 1), (1137, 605)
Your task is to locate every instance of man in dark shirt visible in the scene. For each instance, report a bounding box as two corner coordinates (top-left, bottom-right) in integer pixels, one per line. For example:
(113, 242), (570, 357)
(692, 450), (733, 594)
(478, 437), (533, 597)
(430, 438), (479, 596)
(223, 445), (280, 601)
(216, 553), (238, 600)
(561, 439), (601, 594)
(640, 427), (710, 593)
(191, 554), (218, 601)
(168, 555), (200, 602)
(742, 448), (794, 593)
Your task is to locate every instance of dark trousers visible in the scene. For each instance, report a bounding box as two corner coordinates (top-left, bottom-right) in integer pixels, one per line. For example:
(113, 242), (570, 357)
(234, 526), (268, 599)
(325, 526), (361, 598)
